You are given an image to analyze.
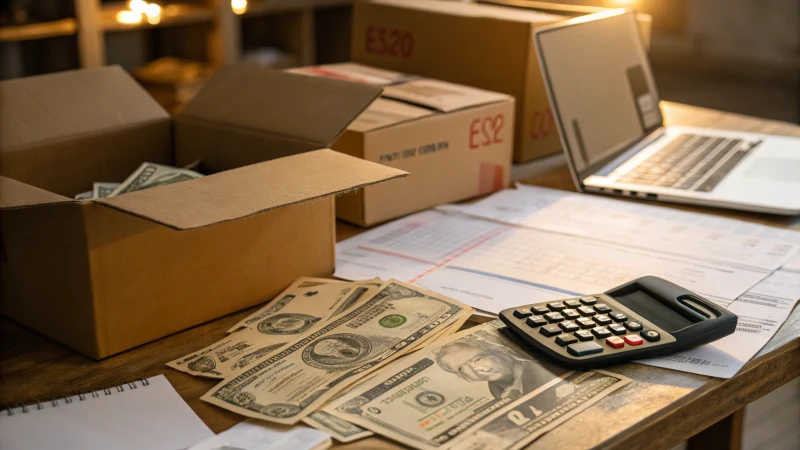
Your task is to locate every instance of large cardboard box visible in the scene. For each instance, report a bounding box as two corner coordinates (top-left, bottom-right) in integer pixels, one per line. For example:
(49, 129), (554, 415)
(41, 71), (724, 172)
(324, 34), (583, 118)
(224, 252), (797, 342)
(351, 0), (652, 163)
(290, 63), (514, 226)
(0, 66), (405, 359)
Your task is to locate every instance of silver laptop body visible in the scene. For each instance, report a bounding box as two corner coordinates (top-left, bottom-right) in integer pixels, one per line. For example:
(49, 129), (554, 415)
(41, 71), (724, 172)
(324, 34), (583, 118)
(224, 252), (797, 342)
(535, 10), (800, 215)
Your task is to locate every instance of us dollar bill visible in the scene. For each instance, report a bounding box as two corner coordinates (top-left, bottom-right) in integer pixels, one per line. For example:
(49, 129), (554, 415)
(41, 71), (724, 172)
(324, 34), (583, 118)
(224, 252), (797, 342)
(304, 411), (374, 443)
(167, 328), (288, 379)
(75, 190), (94, 200)
(227, 278), (379, 334)
(201, 280), (473, 424)
(323, 320), (575, 450)
(93, 182), (120, 198)
(459, 370), (630, 450)
(108, 162), (203, 197)
(170, 279), (380, 378)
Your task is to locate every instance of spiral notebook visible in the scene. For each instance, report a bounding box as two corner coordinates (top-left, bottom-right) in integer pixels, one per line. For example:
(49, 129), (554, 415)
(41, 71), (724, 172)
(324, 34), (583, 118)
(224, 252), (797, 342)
(0, 374), (214, 450)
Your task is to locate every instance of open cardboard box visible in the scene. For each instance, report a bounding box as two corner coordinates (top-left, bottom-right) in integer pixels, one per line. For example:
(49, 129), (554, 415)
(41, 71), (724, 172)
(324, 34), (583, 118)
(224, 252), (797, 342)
(0, 66), (406, 359)
(351, 0), (652, 163)
(290, 63), (514, 226)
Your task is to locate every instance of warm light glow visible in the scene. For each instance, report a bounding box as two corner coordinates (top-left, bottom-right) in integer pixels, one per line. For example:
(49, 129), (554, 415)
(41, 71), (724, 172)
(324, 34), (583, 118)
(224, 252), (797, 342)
(231, 0), (247, 15)
(129, 0), (148, 13)
(605, 0), (636, 6)
(116, 10), (143, 24)
(144, 2), (162, 24)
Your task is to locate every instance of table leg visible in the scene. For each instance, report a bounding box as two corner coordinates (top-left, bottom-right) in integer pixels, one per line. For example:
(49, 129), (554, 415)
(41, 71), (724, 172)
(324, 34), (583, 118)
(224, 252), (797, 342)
(686, 409), (745, 450)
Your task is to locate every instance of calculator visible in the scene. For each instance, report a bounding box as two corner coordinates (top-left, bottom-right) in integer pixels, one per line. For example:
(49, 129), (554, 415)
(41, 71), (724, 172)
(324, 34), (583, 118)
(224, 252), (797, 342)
(499, 276), (738, 368)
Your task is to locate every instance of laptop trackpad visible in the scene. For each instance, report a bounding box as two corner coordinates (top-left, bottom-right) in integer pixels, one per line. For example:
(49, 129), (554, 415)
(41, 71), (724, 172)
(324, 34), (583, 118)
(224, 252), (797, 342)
(746, 158), (800, 183)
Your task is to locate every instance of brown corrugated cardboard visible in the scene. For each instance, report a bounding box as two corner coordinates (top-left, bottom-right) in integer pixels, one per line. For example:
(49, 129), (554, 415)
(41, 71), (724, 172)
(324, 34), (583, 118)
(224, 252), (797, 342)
(0, 66), (406, 359)
(350, 0), (652, 163)
(174, 65), (384, 172)
(291, 63), (514, 226)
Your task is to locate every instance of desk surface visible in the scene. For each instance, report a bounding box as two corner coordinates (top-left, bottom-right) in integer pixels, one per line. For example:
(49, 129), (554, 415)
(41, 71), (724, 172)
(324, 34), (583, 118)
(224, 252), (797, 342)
(1, 102), (799, 450)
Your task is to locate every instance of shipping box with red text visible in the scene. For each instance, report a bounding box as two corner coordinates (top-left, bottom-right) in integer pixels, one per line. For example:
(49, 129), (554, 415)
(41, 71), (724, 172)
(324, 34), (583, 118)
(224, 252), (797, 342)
(290, 63), (514, 226)
(351, 0), (652, 163)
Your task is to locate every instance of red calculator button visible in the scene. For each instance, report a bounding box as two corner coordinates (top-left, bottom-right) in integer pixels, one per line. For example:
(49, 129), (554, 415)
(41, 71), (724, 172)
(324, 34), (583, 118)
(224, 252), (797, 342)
(623, 335), (643, 346)
(606, 336), (625, 348)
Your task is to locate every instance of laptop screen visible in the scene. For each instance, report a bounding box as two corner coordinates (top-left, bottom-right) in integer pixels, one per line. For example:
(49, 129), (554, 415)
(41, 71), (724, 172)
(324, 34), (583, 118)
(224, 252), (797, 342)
(536, 11), (662, 178)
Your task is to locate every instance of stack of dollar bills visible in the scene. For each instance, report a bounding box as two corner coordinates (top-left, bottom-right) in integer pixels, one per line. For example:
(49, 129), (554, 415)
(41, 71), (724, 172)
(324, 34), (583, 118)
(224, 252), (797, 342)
(74, 162), (203, 200)
(168, 278), (632, 449)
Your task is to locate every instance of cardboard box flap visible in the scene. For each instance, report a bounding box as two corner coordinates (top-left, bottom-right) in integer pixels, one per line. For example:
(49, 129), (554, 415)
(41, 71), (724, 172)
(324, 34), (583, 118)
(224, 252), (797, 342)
(97, 149), (407, 230)
(288, 63), (419, 86)
(370, 0), (564, 23)
(178, 66), (383, 148)
(348, 98), (434, 132)
(0, 176), (73, 210)
(0, 66), (168, 152)
(382, 79), (513, 113)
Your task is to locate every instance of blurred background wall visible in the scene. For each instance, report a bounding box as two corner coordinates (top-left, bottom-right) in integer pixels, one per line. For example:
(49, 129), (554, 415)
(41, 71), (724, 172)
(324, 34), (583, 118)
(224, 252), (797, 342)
(1, 0), (798, 121)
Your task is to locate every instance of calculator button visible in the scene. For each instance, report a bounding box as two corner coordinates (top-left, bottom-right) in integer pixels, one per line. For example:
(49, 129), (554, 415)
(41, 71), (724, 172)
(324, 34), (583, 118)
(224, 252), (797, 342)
(564, 299), (582, 308)
(567, 341), (604, 357)
(608, 324), (627, 335)
(610, 313), (628, 322)
(624, 321), (643, 331)
(641, 330), (661, 342)
(579, 296), (597, 305)
(577, 306), (596, 316)
(592, 315), (612, 326)
(547, 302), (566, 311)
(562, 309), (580, 320)
(555, 334), (578, 347)
(531, 305), (550, 315)
(576, 318), (596, 329)
(526, 315), (547, 328)
(606, 336), (625, 349)
(623, 334), (643, 346)
(544, 312), (564, 323)
(539, 325), (562, 337)
(513, 308), (533, 319)
(593, 304), (612, 314)
(559, 321), (579, 332)
(591, 327), (612, 339)
(574, 330), (594, 341)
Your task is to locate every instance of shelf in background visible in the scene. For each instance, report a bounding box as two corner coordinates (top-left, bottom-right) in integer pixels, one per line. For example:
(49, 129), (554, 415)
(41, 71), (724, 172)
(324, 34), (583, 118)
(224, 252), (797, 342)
(101, 2), (215, 32)
(242, 0), (351, 17)
(0, 18), (78, 42)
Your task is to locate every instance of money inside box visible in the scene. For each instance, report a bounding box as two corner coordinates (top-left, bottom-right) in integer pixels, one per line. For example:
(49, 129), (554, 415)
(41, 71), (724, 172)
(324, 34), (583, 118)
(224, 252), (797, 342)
(0, 66), (407, 359)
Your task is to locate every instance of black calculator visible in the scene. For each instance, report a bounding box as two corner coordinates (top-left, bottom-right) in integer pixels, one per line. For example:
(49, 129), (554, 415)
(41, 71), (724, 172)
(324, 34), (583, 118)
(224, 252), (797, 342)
(499, 276), (738, 368)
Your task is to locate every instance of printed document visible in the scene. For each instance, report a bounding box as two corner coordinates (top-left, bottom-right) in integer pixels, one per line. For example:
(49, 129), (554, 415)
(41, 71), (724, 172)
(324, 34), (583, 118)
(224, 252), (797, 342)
(336, 187), (800, 377)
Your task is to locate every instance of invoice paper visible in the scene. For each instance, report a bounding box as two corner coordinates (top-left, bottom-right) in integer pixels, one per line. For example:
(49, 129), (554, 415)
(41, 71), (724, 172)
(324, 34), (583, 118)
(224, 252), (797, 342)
(336, 187), (800, 378)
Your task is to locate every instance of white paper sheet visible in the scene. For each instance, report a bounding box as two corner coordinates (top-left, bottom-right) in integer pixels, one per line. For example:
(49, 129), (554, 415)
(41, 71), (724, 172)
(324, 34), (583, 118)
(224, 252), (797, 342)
(336, 210), (770, 314)
(638, 270), (800, 378)
(0, 375), (213, 450)
(440, 185), (800, 272)
(189, 420), (331, 450)
(336, 187), (800, 378)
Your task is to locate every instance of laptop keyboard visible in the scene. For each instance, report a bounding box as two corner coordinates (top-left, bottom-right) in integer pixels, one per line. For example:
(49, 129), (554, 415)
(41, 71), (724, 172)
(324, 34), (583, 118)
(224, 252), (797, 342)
(616, 134), (757, 192)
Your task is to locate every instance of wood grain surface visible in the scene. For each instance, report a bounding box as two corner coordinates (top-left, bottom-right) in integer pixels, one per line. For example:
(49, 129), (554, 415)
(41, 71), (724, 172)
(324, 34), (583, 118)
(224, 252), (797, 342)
(1, 102), (798, 449)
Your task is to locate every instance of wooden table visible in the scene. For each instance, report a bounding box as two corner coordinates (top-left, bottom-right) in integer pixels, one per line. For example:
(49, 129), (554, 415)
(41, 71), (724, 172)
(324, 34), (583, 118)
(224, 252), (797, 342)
(1, 102), (798, 449)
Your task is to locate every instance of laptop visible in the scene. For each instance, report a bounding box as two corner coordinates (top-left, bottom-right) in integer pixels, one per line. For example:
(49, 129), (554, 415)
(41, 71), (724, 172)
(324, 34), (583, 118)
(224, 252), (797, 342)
(534, 10), (800, 215)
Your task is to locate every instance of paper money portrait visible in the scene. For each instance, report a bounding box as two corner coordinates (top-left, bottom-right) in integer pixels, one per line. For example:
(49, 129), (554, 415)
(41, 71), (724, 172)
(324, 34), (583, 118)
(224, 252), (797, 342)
(434, 334), (565, 401)
(302, 334), (372, 369)
(187, 356), (222, 377)
(257, 313), (320, 335)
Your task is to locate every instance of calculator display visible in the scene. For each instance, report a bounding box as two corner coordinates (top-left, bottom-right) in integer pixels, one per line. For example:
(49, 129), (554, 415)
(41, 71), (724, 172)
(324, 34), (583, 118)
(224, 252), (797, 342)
(614, 289), (695, 332)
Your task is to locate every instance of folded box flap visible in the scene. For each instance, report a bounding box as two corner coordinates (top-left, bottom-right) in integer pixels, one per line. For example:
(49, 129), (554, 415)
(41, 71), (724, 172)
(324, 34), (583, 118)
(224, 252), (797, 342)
(0, 176), (73, 210)
(381, 79), (513, 113)
(288, 63), (420, 86)
(97, 149), (408, 230)
(348, 98), (434, 133)
(178, 66), (383, 148)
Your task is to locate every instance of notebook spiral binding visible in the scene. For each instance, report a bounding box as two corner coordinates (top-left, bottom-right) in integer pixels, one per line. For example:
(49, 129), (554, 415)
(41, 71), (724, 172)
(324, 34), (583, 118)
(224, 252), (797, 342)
(2, 378), (151, 417)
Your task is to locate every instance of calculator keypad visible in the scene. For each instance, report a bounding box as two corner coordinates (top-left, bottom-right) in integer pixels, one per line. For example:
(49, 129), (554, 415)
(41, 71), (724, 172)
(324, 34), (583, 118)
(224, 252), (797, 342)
(501, 293), (672, 363)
